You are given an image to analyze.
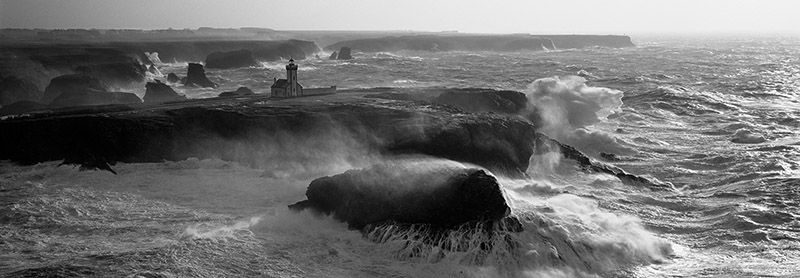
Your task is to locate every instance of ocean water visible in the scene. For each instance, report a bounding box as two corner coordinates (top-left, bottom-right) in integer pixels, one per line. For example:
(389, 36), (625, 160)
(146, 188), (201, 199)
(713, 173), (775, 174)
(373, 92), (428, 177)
(2, 35), (800, 277)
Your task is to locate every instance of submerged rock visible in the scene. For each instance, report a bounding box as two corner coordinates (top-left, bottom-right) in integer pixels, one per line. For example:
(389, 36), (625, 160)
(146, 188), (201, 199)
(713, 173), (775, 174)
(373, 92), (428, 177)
(205, 49), (258, 69)
(289, 162), (510, 230)
(184, 63), (217, 88)
(144, 81), (185, 103)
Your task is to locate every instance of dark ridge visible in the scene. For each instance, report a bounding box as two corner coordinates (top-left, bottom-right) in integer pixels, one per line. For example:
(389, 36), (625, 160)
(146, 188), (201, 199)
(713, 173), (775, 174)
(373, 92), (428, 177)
(324, 34), (634, 52)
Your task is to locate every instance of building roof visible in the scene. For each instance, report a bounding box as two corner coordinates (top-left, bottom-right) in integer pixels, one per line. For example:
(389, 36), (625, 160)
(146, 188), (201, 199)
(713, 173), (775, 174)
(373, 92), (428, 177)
(270, 79), (303, 89)
(271, 79), (288, 88)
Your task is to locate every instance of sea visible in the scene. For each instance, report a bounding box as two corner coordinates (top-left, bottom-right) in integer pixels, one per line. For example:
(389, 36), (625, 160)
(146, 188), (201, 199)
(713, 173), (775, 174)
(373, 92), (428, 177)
(1, 34), (799, 277)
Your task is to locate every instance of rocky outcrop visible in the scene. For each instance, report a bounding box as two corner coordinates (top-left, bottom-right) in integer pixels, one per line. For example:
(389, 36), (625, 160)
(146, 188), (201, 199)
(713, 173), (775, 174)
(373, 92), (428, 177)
(183, 63), (216, 88)
(328, 51), (338, 60)
(0, 76), (42, 106)
(166, 73), (180, 83)
(205, 49), (258, 69)
(325, 34), (634, 52)
(336, 47), (353, 60)
(542, 35), (635, 49)
(36, 74), (142, 108)
(433, 89), (528, 114)
(42, 74), (108, 104)
(0, 100), (46, 116)
(289, 162), (510, 230)
(0, 93), (540, 176)
(143, 81), (185, 103)
(50, 91), (141, 108)
(218, 87), (254, 98)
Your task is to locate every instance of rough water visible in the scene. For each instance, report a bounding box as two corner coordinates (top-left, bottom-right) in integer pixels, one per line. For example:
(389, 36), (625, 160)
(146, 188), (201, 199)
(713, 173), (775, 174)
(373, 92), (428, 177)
(2, 35), (800, 277)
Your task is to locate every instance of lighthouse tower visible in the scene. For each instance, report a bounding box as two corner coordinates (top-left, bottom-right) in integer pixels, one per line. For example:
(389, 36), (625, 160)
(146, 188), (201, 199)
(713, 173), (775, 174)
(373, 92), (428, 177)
(286, 58), (300, 97)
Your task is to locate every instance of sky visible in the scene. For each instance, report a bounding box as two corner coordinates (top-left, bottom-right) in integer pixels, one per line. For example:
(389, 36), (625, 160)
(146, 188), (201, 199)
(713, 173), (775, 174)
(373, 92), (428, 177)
(1, 0), (798, 35)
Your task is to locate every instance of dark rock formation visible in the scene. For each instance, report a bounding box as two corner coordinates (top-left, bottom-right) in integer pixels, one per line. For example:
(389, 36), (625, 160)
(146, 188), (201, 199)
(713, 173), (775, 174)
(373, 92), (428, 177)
(118, 40), (320, 62)
(534, 136), (673, 190)
(147, 64), (160, 75)
(0, 76), (42, 106)
(0, 100), (46, 116)
(0, 45), (148, 90)
(543, 35), (635, 49)
(183, 63), (216, 88)
(144, 81), (185, 103)
(433, 89), (528, 114)
(218, 87), (254, 98)
(325, 34), (634, 52)
(289, 162), (510, 230)
(336, 47), (353, 60)
(166, 73), (180, 83)
(205, 49), (258, 69)
(329, 51), (338, 60)
(50, 91), (141, 108)
(0, 93), (539, 176)
(42, 74), (108, 104)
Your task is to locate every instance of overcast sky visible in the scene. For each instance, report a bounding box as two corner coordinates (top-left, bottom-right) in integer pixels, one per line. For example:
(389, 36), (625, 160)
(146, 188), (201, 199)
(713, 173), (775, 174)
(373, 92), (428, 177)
(1, 0), (797, 35)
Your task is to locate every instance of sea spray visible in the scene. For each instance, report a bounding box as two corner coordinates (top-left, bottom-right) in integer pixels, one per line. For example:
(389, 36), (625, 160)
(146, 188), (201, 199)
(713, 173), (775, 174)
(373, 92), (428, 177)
(525, 76), (633, 156)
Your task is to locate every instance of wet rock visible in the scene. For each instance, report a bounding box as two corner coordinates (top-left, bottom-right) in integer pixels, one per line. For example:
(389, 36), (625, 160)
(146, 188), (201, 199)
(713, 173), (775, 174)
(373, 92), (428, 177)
(205, 49), (258, 69)
(50, 91), (141, 108)
(600, 152), (619, 161)
(0, 76), (42, 106)
(166, 73), (180, 83)
(218, 87), (254, 98)
(144, 81), (185, 103)
(336, 47), (353, 60)
(183, 63), (217, 88)
(433, 89), (528, 114)
(0, 100), (47, 116)
(42, 74), (107, 104)
(289, 162), (510, 230)
(329, 51), (338, 60)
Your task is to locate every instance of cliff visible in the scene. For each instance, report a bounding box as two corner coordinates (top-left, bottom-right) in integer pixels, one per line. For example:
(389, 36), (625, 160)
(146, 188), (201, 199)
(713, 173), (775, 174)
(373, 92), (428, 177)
(325, 34), (634, 52)
(115, 40), (320, 62)
(0, 93), (540, 177)
(0, 40), (320, 95)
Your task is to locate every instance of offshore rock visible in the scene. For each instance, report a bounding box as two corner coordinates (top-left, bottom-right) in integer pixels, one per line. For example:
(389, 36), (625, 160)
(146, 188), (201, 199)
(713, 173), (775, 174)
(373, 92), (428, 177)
(288, 162), (510, 230)
(0, 76), (42, 106)
(336, 47), (353, 60)
(166, 73), (180, 83)
(218, 87), (254, 98)
(144, 81), (185, 103)
(205, 49), (258, 69)
(328, 51), (338, 60)
(42, 74), (108, 104)
(183, 63), (216, 88)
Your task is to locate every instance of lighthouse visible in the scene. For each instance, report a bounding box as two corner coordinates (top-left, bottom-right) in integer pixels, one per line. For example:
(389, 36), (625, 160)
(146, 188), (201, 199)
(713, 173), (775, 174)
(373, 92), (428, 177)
(270, 58), (304, 97)
(286, 58), (299, 97)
